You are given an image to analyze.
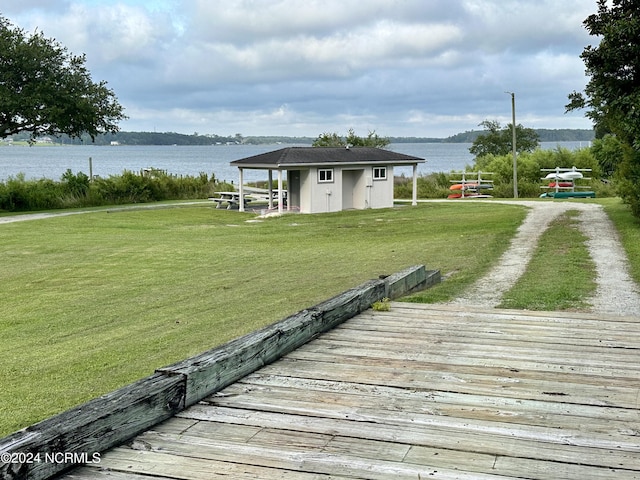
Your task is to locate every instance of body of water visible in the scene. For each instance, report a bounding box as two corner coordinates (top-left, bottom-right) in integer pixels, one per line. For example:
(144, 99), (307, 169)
(0, 142), (590, 183)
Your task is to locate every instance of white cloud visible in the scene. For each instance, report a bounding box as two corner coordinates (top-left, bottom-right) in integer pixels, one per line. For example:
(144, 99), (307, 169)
(2, 0), (596, 137)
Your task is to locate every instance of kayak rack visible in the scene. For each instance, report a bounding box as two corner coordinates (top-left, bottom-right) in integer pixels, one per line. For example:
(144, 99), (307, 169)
(448, 171), (494, 199)
(540, 166), (595, 198)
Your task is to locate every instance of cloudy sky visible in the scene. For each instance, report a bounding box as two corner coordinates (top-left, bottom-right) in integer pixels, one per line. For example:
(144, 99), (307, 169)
(3, 0), (598, 138)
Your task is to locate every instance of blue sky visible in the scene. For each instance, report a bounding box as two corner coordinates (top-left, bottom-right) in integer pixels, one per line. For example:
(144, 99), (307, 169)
(2, 0), (597, 138)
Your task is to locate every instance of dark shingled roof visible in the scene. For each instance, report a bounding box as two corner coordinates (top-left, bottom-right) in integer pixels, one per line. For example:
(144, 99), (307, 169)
(230, 147), (425, 168)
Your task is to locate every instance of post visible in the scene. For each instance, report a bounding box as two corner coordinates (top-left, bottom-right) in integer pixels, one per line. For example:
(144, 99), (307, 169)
(277, 170), (283, 214)
(268, 170), (274, 210)
(412, 164), (418, 206)
(238, 168), (245, 212)
(506, 91), (518, 198)
(89, 157), (93, 181)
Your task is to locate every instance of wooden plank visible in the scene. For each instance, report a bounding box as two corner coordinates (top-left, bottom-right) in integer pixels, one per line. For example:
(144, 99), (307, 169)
(179, 405), (640, 473)
(305, 332), (640, 369)
(213, 377), (638, 437)
(87, 432), (512, 480)
(343, 308), (640, 338)
(261, 356), (640, 409)
(235, 374), (640, 425)
(343, 313), (640, 344)
(392, 302), (640, 323)
(203, 384), (640, 457)
(290, 339), (640, 380)
(152, 417), (263, 443)
(63, 467), (168, 479)
(81, 446), (350, 480)
(405, 445), (629, 480)
(296, 334), (640, 369)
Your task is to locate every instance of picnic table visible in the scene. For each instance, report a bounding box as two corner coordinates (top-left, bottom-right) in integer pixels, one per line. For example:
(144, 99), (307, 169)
(208, 192), (253, 209)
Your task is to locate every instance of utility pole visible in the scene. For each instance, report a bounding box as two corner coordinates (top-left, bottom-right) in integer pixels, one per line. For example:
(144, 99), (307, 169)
(505, 91), (518, 198)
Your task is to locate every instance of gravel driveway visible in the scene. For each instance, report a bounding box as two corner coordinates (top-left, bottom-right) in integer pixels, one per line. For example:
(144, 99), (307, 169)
(449, 200), (640, 317)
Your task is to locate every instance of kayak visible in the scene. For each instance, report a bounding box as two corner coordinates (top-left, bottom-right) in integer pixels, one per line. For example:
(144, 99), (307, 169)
(540, 191), (596, 198)
(544, 171), (583, 180)
(450, 183), (492, 190)
(450, 183), (478, 190)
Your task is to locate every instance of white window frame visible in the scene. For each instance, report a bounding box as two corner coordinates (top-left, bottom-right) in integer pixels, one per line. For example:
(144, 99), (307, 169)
(318, 168), (334, 183)
(373, 167), (387, 180)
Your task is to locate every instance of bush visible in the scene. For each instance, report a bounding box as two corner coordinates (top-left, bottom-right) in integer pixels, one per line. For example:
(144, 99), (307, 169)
(0, 169), (221, 212)
(615, 146), (640, 217)
(394, 146), (613, 201)
(464, 147), (610, 199)
(394, 173), (450, 199)
(0, 174), (66, 211)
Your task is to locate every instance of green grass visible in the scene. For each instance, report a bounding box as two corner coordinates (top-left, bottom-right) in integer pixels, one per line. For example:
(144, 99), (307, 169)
(601, 198), (640, 285)
(0, 202), (526, 436)
(498, 210), (597, 310)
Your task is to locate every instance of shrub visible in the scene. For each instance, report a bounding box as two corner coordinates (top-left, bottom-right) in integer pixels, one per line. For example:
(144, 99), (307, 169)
(465, 147), (610, 199)
(0, 169), (221, 212)
(394, 173), (451, 199)
(615, 146), (640, 217)
(0, 174), (67, 211)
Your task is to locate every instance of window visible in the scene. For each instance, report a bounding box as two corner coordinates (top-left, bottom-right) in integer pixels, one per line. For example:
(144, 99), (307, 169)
(318, 168), (333, 183)
(373, 167), (387, 180)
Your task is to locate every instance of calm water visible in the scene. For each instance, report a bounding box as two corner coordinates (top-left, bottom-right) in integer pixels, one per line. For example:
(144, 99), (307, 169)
(0, 142), (589, 183)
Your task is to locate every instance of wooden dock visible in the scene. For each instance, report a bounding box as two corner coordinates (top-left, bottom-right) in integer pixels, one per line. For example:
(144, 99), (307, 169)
(64, 303), (640, 479)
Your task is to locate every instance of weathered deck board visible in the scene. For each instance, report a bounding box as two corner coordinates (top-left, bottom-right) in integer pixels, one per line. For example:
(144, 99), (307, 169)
(61, 303), (640, 479)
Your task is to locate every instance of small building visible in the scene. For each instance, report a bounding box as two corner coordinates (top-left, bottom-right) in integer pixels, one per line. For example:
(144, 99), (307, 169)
(230, 147), (425, 214)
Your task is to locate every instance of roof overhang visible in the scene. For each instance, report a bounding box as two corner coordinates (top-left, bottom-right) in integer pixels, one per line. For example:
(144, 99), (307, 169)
(235, 159), (425, 170)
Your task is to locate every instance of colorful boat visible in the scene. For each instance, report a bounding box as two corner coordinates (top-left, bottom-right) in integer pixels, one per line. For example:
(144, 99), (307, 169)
(450, 183), (492, 190)
(540, 191), (596, 198)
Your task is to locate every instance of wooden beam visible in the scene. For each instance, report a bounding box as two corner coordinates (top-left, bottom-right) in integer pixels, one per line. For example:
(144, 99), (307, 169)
(0, 373), (184, 480)
(0, 264), (438, 480)
(157, 278), (387, 407)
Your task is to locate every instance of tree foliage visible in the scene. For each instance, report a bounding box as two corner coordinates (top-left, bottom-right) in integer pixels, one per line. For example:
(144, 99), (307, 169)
(468, 120), (540, 158)
(312, 128), (390, 148)
(0, 15), (126, 142)
(566, 0), (640, 216)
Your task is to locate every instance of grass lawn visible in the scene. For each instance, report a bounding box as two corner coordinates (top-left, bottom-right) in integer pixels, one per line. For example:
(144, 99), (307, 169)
(0, 201), (527, 436)
(601, 198), (640, 285)
(498, 210), (597, 310)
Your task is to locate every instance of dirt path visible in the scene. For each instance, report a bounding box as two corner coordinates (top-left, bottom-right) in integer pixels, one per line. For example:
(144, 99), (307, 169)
(449, 200), (640, 316)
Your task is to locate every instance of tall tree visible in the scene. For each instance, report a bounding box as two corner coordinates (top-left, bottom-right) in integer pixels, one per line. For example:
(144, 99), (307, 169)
(469, 120), (539, 158)
(312, 128), (390, 148)
(566, 0), (640, 216)
(0, 15), (126, 142)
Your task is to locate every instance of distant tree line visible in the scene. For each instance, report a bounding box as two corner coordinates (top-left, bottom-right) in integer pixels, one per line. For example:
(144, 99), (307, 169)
(442, 128), (595, 143)
(4, 129), (595, 146)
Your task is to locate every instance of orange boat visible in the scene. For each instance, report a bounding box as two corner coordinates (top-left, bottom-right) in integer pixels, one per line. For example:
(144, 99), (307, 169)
(450, 183), (478, 191)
